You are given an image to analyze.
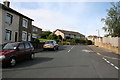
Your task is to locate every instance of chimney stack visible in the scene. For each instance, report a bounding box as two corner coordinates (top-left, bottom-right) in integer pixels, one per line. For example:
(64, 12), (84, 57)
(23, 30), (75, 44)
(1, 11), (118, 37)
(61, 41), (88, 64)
(3, 0), (10, 7)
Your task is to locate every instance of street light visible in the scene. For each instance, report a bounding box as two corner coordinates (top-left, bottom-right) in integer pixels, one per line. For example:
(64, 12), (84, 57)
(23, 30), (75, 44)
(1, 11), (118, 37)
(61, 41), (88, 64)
(96, 29), (100, 37)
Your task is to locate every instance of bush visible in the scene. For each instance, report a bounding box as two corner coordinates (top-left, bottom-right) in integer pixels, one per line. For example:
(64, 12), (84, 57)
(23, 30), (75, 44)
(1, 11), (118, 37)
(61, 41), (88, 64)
(66, 39), (86, 44)
(86, 40), (92, 45)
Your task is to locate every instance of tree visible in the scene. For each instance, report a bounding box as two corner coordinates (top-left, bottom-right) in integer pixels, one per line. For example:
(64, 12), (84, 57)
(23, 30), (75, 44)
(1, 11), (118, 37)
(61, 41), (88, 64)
(47, 33), (58, 40)
(101, 2), (120, 37)
(41, 31), (52, 39)
(57, 35), (62, 40)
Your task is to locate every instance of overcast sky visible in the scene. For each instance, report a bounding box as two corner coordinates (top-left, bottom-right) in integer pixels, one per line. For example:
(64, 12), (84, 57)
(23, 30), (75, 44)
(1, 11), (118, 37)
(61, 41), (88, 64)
(1, 0), (117, 37)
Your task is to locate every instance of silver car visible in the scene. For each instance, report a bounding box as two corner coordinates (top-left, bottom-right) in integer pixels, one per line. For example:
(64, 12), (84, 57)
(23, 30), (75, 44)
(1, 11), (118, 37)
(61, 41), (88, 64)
(43, 40), (59, 50)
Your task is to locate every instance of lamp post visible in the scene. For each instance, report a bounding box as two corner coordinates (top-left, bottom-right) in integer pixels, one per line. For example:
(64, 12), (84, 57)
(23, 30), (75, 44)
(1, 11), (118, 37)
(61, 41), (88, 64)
(96, 29), (100, 38)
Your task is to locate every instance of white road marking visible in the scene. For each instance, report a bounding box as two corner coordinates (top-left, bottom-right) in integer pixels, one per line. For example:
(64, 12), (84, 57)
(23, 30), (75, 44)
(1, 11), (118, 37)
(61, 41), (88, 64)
(102, 57), (119, 70)
(68, 50), (71, 52)
(71, 46), (74, 49)
(68, 46), (74, 53)
(106, 61), (110, 63)
(82, 50), (92, 52)
(97, 53), (101, 55)
(114, 66), (119, 70)
(110, 63), (114, 66)
(102, 57), (107, 61)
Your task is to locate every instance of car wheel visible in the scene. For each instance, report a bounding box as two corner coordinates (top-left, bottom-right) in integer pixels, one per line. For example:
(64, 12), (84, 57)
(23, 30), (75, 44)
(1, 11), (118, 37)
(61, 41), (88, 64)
(30, 53), (35, 60)
(53, 47), (56, 51)
(9, 57), (16, 67)
(56, 47), (58, 50)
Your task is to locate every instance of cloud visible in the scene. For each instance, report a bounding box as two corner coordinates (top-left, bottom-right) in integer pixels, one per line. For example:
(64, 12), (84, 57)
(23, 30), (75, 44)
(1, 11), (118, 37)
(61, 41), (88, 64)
(3, 2), (110, 37)
(12, 7), (79, 31)
(10, 2), (86, 32)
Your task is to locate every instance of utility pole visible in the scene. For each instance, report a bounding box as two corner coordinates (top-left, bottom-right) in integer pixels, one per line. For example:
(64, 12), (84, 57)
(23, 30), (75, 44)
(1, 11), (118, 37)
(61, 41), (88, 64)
(96, 29), (100, 37)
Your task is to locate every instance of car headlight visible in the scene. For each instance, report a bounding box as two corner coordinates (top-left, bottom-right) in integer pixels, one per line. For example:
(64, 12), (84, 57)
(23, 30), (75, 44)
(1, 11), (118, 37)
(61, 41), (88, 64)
(0, 55), (6, 60)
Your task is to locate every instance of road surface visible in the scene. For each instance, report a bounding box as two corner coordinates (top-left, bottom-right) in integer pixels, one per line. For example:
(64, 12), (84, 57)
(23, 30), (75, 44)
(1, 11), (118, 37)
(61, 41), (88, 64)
(2, 45), (120, 79)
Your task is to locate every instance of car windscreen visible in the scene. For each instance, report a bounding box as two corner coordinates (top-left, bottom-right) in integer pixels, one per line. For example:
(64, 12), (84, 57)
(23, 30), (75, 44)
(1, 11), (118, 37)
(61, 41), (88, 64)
(3, 43), (18, 50)
(45, 41), (53, 44)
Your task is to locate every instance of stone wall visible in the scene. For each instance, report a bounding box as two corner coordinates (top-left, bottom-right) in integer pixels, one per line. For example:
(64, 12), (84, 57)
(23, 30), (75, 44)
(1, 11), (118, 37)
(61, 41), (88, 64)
(95, 37), (120, 55)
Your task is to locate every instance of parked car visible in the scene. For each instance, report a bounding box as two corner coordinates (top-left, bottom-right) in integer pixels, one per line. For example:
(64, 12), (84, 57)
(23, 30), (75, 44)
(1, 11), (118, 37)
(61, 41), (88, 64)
(43, 40), (59, 50)
(0, 42), (35, 67)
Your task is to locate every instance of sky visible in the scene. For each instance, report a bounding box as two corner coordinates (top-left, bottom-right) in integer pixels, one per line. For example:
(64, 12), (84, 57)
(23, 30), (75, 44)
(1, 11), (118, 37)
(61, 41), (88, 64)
(0, 0), (118, 37)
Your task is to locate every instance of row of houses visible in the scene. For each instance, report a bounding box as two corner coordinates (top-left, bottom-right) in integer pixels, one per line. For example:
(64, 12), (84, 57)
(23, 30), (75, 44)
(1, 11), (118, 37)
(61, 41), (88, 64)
(0, 1), (85, 45)
(54, 29), (85, 40)
(0, 1), (42, 45)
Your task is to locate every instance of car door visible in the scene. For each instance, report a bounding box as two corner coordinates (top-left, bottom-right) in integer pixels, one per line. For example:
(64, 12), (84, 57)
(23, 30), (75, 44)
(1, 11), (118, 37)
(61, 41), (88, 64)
(16, 43), (26, 61)
(24, 43), (31, 59)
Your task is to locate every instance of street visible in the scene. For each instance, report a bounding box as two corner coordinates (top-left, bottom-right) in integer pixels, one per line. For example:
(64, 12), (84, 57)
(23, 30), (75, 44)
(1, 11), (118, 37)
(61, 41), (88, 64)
(2, 45), (120, 78)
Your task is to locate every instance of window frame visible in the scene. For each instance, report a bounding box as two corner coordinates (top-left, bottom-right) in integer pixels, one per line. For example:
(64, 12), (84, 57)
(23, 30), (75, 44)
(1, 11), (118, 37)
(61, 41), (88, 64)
(5, 29), (12, 41)
(22, 18), (28, 28)
(5, 13), (13, 24)
(22, 31), (27, 41)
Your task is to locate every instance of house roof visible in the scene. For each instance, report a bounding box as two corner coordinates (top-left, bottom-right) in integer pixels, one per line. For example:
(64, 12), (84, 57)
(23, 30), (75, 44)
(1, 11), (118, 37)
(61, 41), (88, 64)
(0, 3), (34, 21)
(87, 35), (98, 38)
(32, 25), (42, 30)
(54, 29), (85, 36)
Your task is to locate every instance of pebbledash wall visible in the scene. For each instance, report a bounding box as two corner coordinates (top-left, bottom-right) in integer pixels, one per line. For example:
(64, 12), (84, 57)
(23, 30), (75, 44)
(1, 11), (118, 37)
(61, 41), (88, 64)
(95, 37), (120, 55)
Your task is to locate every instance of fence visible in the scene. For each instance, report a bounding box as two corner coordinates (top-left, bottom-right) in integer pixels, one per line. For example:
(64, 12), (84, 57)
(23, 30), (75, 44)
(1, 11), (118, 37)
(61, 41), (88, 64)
(95, 37), (120, 54)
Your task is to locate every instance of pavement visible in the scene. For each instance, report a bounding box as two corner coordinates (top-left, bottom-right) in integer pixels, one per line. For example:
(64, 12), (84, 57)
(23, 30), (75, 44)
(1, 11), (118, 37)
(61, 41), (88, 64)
(88, 45), (120, 60)
(2, 45), (120, 79)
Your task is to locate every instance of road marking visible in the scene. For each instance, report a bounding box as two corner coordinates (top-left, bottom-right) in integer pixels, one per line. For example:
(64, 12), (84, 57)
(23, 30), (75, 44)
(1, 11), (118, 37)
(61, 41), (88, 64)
(68, 46), (74, 53)
(71, 46), (74, 49)
(114, 66), (119, 70)
(97, 53), (101, 55)
(68, 50), (71, 52)
(102, 57), (119, 70)
(102, 57), (107, 61)
(94, 52), (120, 60)
(106, 61), (110, 63)
(110, 63), (114, 66)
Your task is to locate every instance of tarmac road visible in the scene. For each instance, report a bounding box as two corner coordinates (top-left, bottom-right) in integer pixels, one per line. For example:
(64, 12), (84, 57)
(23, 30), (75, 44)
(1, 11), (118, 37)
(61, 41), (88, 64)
(2, 45), (120, 79)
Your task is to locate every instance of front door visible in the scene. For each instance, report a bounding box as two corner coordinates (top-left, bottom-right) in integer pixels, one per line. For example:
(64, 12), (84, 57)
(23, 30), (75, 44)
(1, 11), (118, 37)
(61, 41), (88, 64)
(15, 32), (18, 42)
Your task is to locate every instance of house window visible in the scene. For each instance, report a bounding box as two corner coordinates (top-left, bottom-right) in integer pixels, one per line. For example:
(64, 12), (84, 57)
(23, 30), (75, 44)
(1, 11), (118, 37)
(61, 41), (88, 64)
(32, 28), (38, 32)
(5, 29), (12, 41)
(32, 33), (38, 38)
(5, 13), (13, 24)
(22, 31), (27, 41)
(28, 33), (31, 41)
(22, 18), (28, 28)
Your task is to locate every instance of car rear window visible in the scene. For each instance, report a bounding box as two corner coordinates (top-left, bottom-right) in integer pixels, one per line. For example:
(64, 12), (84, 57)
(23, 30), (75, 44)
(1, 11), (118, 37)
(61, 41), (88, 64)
(45, 41), (53, 44)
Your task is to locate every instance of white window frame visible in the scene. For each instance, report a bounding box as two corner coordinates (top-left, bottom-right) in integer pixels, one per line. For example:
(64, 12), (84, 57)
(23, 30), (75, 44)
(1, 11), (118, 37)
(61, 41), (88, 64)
(32, 33), (38, 38)
(5, 13), (13, 24)
(22, 31), (27, 41)
(28, 33), (31, 41)
(5, 29), (12, 41)
(22, 18), (28, 28)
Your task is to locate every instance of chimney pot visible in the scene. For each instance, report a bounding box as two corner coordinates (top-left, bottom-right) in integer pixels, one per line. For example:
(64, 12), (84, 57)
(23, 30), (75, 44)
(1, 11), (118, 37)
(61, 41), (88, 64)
(3, 0), (10, 7)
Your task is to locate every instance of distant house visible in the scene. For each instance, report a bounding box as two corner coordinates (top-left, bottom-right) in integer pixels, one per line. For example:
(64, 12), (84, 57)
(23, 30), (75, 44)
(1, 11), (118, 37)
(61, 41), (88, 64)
(32, 25), (42, 41)
(54, 29), (85, 40)
(87, 35), (98, 42)
(0, 1), (33, 44)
